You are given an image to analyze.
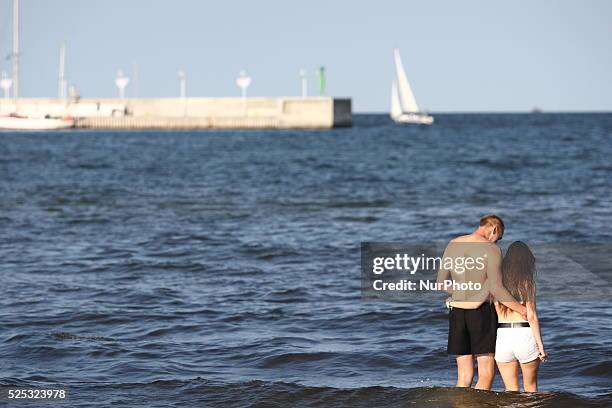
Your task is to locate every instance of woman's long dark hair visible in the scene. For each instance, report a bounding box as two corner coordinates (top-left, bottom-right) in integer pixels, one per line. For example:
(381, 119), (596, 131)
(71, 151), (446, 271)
(498, 241), (537, 317)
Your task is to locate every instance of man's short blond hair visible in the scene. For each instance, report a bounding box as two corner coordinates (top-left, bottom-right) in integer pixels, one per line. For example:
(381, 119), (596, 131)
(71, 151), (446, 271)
(480, 214), (505, 237)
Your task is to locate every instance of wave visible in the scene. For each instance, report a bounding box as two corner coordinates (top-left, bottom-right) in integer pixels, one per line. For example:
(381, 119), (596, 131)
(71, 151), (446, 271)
(0, 378), (608, 408)
(49, 331), (116, 342)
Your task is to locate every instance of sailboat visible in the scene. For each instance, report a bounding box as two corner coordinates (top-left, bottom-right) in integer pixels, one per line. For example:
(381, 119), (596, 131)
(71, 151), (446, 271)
(0, 0), (74, 131)
(390, 48), (433, 125)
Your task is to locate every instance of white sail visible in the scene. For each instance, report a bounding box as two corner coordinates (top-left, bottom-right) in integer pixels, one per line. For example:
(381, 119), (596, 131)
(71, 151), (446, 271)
(390, 81), (402, 119)
(393, 48), (419, 113)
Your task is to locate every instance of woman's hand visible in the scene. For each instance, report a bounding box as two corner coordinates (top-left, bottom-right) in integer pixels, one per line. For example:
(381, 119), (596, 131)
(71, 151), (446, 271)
(538, 346), (548, 362)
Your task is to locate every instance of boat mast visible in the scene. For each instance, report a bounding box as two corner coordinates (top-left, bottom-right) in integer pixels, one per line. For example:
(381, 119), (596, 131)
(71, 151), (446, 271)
(59, 43), (67, 99)
(12, 0), (19, 100)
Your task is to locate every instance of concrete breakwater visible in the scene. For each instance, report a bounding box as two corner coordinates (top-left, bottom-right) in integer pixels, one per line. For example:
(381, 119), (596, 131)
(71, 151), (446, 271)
(0, 97), (352, 129)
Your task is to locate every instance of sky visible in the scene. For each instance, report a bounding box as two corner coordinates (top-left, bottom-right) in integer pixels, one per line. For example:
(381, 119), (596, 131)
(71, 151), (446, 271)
(0, 0), (610, 112)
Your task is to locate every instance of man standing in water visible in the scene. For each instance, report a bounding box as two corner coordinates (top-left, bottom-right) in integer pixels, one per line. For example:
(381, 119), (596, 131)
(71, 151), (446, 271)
(437, 215), (527, 390)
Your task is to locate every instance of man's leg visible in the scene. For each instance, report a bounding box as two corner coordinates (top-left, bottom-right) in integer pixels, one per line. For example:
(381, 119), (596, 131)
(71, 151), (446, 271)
(496, 360), (520, 391)
(456, 354), (474, 387)
(474, 353), (495, 390)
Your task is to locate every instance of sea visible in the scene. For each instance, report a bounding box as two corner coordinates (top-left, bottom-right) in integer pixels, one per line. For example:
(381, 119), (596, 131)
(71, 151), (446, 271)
(1, 113), (611, 407)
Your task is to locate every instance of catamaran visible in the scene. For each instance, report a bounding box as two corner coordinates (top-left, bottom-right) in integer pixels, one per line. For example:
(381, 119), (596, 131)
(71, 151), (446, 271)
(390, 48), (433, 125)
(0, 0), (75, 130)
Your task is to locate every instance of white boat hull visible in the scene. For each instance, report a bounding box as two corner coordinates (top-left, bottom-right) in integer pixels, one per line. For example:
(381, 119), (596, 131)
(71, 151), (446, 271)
(0, 116), (75, 130)
(392, 113), (434, 125)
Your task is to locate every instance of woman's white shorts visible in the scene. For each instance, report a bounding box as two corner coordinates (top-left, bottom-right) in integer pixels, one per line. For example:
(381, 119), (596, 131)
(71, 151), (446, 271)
(494, 327), (539, 364)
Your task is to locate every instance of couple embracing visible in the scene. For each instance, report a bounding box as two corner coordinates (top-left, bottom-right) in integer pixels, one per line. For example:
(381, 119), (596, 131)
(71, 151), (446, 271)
(437, 214), (548, 392)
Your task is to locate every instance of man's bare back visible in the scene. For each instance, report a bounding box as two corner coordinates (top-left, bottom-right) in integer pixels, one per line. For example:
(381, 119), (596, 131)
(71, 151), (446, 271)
(438, 233), (501, 307)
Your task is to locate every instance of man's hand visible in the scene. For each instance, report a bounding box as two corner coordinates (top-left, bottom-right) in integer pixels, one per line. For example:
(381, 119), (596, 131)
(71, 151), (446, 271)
(514, 303), (528, 320)
(445, 297), (452, 309)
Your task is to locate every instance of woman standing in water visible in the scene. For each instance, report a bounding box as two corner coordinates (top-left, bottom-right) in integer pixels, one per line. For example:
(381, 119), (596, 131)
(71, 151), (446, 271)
(494, 241), (549, 392)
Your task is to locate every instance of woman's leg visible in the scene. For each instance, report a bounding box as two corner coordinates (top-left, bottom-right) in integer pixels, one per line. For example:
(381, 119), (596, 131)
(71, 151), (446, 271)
(456, 355), (474, 387)
(475, 354), (495, 390)
(519, 359), (540, 392)
(496, 361), (520, 391)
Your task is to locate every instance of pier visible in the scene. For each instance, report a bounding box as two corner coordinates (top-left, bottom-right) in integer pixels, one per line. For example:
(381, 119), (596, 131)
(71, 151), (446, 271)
(0, 97), (352, 129)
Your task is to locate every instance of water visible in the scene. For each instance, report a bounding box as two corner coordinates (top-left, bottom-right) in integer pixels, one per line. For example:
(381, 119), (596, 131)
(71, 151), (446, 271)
(1, 113), (611, 407)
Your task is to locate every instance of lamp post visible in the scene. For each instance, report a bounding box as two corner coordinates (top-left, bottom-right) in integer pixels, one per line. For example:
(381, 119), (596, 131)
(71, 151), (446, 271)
(178, 70), (186, 98)
(236, 70), (251, 116)
(58, 43), (67, 99)
(299, 69), (307, 98)
(0, 72), (13, 99)
(114, 70), (129, 99)
(235, 70), (251, 99)
(68, 84), (79, 100)
(11, 0), (19, 100)
(178, 69), (187, 98)
(178, 70), (187, 117)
